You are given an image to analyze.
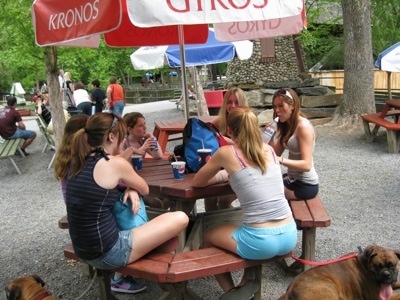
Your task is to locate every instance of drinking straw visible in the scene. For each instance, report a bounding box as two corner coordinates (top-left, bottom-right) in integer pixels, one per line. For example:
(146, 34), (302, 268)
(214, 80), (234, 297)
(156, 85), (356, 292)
(173, 153), (178, 162)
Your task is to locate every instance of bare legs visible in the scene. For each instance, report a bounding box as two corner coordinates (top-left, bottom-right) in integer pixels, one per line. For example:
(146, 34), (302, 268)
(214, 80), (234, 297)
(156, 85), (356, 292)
(21, 134), (36, 150)
(203, 224), (238, 292)
(128, 211), (189, 263)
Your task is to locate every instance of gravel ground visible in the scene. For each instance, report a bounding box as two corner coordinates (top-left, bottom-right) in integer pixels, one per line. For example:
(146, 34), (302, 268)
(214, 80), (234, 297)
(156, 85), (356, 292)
(1, 101), (400, 300)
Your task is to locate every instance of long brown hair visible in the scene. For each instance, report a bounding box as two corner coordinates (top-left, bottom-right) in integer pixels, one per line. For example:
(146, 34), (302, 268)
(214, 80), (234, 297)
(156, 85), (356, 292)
(69, 113), (127, 178)
(54, 114), (89, 180)
(272, 88), (303, 146)
(227, 106), (267, 173)
(218, 87), (248, 135)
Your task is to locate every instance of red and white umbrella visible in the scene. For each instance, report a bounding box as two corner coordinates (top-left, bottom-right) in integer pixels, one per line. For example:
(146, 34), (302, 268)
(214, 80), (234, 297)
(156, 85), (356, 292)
(31, 0), (304, 118)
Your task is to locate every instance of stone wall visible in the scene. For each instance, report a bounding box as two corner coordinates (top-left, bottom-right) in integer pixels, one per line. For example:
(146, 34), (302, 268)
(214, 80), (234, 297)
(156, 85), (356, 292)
(227, 36), (303, 85)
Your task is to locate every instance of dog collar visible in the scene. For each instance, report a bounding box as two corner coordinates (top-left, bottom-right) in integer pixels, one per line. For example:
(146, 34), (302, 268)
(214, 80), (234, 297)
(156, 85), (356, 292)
(34, 291), (52, 300)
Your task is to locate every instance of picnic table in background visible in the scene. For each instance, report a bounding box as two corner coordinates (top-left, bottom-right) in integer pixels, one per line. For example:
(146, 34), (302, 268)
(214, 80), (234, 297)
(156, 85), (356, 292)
(361, 99), (400, 153)
(152, 116), (215, 153)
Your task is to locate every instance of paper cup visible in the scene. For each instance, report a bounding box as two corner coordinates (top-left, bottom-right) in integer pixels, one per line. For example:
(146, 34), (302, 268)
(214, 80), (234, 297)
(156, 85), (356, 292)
(131, 155), (143, 172)
(171, 161), (186, 180)
(197, 148), (212, 169)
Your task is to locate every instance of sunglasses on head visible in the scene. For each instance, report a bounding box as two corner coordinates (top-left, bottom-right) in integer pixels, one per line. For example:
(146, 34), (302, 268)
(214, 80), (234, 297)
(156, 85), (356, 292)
(275, 89), (293, 100)
(107, 112), (119, 132)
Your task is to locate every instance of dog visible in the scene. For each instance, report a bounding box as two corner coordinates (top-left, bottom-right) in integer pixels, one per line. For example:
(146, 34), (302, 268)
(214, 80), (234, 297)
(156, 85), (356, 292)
(5, 275), (56, 300)
(279, 245), (400, 300)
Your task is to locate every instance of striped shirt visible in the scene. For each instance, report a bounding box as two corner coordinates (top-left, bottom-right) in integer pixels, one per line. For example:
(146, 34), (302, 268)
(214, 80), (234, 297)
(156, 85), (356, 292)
(66, 153), (119, 260)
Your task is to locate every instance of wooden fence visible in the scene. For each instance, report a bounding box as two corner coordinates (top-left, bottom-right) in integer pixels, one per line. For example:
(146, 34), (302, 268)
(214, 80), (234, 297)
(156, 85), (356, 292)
(310, 70), (400, 96)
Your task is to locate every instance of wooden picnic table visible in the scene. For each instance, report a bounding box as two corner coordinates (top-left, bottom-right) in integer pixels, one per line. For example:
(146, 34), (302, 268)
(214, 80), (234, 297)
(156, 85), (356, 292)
(361, 99), (400, 153)
(152, 116), (215, 153)
(379, 99), (400, 120)
(140, 158), (235, 251)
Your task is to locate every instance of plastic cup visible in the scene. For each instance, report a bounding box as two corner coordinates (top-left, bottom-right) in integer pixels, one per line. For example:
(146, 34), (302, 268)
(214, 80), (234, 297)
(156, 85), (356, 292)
(171, 161), (186, 180)
(131, 155), (143, 172)
(197, 149), (212, 169)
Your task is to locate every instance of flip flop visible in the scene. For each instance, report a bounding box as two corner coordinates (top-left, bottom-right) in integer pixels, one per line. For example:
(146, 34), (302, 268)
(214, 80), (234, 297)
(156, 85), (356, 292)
(219, 280), (260, 300)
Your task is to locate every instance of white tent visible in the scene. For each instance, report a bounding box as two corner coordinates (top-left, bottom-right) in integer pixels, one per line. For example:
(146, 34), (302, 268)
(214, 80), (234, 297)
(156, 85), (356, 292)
(10, 83), (26, 104)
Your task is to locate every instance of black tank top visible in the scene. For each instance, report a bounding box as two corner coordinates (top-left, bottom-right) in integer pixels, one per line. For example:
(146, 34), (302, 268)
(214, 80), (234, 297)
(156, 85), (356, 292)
(66, 152), (120, 260)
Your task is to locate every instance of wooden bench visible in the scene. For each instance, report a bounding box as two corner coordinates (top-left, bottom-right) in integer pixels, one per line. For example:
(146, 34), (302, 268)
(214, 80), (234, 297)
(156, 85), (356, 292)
(0, 137), (24, 174)
(64, 243), (291, 300)
(58, 196), (331, 274)
(361, 110), (400, 153)
(287, 196), (331, 272)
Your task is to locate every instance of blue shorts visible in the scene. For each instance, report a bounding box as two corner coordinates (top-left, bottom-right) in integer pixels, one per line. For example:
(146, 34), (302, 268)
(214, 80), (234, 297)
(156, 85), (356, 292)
(6, 128), (36, 140)
(284, 176), (319, 200)
(110, 100), (125, 117)
(83, 230), (133, 270)
(232, 220), (297, 260)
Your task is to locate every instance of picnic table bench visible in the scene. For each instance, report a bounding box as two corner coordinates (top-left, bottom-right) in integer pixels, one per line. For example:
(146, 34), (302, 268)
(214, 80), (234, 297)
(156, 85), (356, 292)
(0, 138), (24, 174)
(361, 100), (400, 153)
(286, 196), (331, 272)
(59, 195), (331, 274)
(64, 243), (291, 300)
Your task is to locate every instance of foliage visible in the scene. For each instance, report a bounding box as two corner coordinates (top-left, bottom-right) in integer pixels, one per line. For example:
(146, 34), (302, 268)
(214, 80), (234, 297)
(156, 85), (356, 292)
(1, 0), (400, 93)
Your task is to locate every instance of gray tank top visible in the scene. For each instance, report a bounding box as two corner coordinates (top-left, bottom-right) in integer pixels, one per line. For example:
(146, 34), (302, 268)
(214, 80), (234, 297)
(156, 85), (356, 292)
(283, 119), (318, 185)
(229, 146), (292, 224)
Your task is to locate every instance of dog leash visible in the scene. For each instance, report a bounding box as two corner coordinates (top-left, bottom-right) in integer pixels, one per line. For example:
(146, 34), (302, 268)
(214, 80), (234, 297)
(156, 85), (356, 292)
(291, 252), (358, 266)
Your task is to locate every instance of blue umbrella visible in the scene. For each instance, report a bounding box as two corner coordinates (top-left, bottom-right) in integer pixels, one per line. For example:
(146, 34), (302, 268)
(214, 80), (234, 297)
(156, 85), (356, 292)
(130, 29), (253, 70)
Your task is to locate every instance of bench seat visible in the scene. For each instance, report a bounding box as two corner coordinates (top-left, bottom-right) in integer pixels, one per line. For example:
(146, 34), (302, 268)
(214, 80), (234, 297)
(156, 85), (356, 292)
(64, 243), (291, 300)
(59, 197), (331, 274)
(287, 196), (331, 272)
(0, 138), (24, 174)
(361, 111), (400, 153)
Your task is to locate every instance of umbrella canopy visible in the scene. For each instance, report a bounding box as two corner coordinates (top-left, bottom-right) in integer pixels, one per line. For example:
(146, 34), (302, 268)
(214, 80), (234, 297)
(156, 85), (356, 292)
(31, 0), (303, 119)
(31, 0), (208, 47)
(375, 42), (400, 99)
(375, 42), (400, 72)
(130, 29), (253, 70)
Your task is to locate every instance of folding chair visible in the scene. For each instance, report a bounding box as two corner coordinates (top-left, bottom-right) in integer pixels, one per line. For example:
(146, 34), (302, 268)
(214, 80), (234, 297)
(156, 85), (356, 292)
(35, 116), (56, 169)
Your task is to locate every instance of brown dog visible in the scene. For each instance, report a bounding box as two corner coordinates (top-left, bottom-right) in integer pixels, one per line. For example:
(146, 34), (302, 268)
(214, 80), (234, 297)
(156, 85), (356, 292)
(5, 275), (56, 300)
(280, 245), (400, 300)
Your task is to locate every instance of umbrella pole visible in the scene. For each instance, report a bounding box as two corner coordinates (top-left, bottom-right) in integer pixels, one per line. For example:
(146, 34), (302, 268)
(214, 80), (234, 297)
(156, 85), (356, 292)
(178, 25), (189, 120)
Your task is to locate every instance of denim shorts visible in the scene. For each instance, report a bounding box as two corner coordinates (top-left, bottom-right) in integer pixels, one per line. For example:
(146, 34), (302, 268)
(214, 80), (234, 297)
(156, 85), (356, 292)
(6, 128), (36, 140)
(110, 100), (125, 117)
(283, 177), (319, 200)
(83, 230), (133, 270)
(232, 220), (297, 260)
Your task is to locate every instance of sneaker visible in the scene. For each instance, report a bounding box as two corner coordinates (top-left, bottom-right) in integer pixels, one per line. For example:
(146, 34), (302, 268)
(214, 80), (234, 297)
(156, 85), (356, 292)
(111, 275), (147, 294)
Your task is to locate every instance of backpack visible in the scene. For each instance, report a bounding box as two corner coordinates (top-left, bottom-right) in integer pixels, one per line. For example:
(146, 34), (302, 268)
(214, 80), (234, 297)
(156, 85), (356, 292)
(174, 118), (225, 173)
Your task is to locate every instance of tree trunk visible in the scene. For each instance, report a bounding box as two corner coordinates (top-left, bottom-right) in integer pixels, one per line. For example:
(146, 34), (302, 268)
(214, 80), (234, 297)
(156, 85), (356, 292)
(188, 67), (209, 116)
(44, 46), (66, 147)
(335, 0), (375, 126)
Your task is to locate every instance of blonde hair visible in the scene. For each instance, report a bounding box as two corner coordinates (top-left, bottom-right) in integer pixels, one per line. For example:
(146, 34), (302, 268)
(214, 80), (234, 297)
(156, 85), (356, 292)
(227, 106), (267, 173)
(69, 113), (127, 178)
(64, 72), (71, 81)
(218, 87), (248, 135)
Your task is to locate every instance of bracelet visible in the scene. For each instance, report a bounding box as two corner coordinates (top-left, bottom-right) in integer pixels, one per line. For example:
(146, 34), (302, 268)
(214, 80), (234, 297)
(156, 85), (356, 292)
(280, 157), (284, 165)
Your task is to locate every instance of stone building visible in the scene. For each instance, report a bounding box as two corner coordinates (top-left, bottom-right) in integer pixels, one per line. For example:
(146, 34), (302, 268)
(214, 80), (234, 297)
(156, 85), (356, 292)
(227, 36), (306, 85)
